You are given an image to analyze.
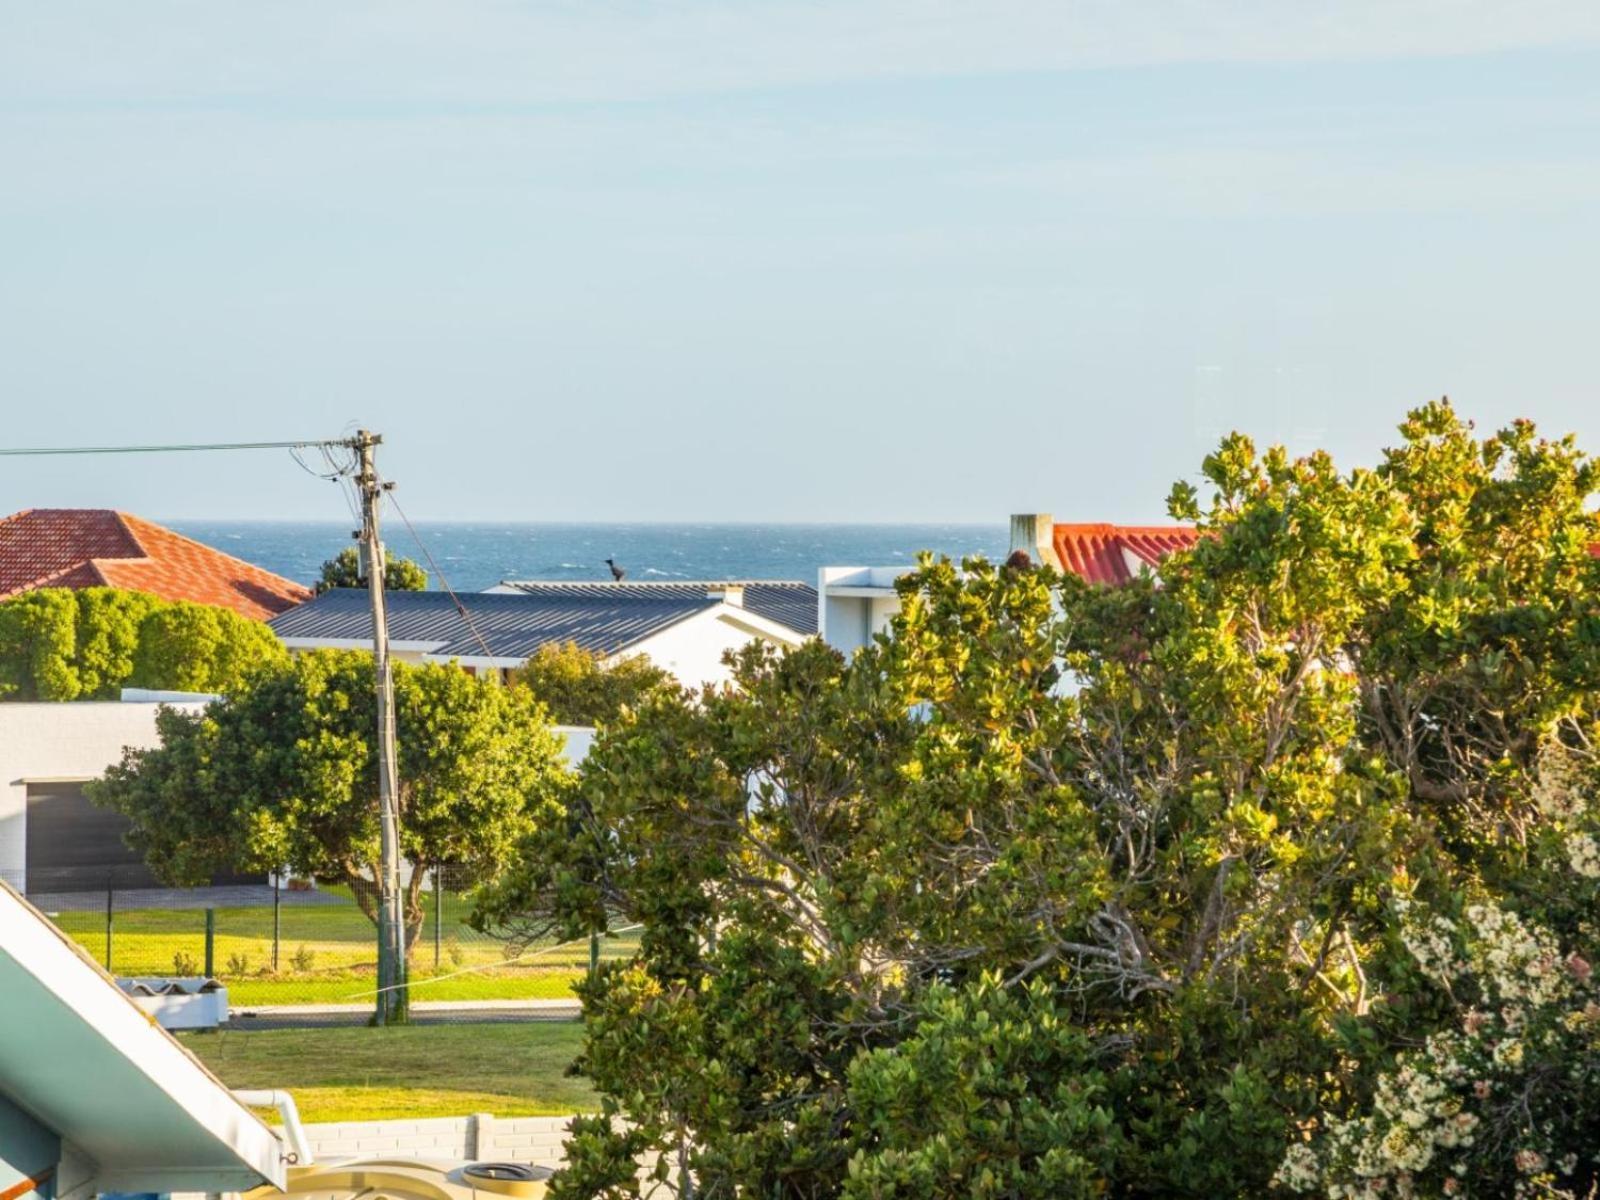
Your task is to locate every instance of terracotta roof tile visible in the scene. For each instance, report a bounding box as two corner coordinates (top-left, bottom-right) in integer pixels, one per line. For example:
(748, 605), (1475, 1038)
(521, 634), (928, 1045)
(0, 509), (311, 620)
(1051, 523), (1200, 585)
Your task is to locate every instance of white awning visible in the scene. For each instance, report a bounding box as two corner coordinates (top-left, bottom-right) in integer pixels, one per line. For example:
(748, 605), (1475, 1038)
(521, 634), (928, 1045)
(0, 883), (287, 1196)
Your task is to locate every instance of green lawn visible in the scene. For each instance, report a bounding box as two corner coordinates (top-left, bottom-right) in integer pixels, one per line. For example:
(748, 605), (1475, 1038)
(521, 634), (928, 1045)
(180, 1023), (598, 1122)
(226, 968), (584, 1007)
(46, 886), (637, 1006)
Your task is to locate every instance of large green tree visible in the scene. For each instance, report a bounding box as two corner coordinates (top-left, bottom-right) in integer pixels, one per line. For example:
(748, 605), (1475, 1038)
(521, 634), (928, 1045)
(0, 587), (287, 700)
(478, 402), (1600, 1198)
(93, 649), (570, 946)
(316, 546), (429, 593)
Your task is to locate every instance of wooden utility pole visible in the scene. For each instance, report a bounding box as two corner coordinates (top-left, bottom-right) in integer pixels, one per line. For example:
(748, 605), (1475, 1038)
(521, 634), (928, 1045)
(353, 430), (407, 1024)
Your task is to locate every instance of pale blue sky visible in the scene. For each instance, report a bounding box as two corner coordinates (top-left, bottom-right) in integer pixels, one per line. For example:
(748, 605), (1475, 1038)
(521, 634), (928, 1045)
(2, 3), (1597, 522)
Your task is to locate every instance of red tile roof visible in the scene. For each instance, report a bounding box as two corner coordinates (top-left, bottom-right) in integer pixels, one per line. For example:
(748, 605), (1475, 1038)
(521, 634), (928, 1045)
(0, 509), (311, 620)
(1051, 523), (1201, 585)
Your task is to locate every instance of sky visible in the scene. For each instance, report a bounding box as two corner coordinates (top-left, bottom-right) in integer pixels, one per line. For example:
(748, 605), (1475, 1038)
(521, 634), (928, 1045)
(1, 2), (1597, 523)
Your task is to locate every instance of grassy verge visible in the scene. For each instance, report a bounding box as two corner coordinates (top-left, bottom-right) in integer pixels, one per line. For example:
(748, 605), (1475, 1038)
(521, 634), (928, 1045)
(179, 1023), (598, 1123)
(45, 886), (637, 1005)
(226, 968), (584, 1006)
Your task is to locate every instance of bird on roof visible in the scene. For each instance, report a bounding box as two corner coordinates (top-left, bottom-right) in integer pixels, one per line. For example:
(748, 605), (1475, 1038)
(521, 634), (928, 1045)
(605, 557), (626, 582)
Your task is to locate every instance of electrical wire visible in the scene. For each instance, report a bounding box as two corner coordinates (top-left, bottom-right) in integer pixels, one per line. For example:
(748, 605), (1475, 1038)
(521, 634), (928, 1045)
(385, 488), (501, 664)
(341, 923), (644, 1000)
(0, 438), (351, 456)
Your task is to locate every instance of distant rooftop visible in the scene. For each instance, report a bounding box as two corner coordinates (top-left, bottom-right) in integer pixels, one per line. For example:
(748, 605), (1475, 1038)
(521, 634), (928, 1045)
(271, 580), (816, 664)
(493, 580), (818, 636)
(1050, 522), (1201, 585)
(0, 508), (310, 620)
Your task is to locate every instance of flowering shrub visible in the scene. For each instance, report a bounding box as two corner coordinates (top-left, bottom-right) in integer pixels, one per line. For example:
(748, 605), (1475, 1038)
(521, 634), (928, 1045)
(1279, 894), (1600, 1198)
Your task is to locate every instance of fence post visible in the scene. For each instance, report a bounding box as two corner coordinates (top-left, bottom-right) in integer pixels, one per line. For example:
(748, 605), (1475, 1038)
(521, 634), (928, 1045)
(273, 873), (281, 973)
(433, 868), (443, 971)
(105, 880), (113, 973)
(204, 907), (215, 978)
(589, 932), (599, 979)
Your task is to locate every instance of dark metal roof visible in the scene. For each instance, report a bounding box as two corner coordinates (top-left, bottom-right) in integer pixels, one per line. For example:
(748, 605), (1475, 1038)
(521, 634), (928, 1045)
(270, 588), (725, 660)
(495, 581), (818, 637)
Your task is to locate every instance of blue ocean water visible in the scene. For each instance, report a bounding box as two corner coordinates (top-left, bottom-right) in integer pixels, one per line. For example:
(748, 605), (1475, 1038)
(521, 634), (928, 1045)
(166, 521), (1009, 593)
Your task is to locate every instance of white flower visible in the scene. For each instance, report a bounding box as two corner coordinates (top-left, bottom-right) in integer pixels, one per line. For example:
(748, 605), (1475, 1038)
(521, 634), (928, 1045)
(1493, 1038), (1525, 1068)
(1566, 832), (1600, 879)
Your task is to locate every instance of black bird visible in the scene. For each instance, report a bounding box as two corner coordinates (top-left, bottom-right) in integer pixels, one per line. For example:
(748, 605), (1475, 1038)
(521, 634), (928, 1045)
(605, 557), (626, 582)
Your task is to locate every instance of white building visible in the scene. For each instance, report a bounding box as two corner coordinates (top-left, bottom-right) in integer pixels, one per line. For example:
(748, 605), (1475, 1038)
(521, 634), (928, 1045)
(0, 698), (598, 896)
(816, 567), (907, 656)
(0, 699), (211, 895)
(272, 581), (817, 691)
(819, 514), (1199, 653)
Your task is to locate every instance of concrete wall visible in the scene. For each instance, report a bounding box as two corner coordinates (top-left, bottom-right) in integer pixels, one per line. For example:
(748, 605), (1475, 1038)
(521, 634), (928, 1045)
(0, 701), (206, 890)
(293, 1113), (567, 1164)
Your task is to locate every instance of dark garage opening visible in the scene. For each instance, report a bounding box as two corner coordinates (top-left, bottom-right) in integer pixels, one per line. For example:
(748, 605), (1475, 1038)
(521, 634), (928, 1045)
(23, 781), (261, 894)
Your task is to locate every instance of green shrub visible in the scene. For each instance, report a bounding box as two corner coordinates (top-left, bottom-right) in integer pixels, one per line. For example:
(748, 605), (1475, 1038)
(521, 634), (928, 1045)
(0, 587), (286, 700)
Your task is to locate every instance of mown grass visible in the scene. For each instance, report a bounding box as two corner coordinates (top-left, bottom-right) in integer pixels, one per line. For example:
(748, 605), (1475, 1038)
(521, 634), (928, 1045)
(45, 885), (637, 1005)
(226, 967), (586, 1006)
(179, 1023), (598, 1122)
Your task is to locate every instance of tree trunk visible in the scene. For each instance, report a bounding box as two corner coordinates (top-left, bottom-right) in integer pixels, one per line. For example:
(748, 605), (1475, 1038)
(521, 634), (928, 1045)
(342, 864), (427, 952)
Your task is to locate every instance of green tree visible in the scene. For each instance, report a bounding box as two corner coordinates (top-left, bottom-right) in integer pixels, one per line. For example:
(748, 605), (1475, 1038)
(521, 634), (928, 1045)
(1281, 745), (1600, 1198)
(0, 587), (91, 699)
(479, 402), (1600, 1199)
(92, 650), (570, 946)
(316, 546), (429, 593)
(0, 587), (285, 700)
(130, 601), (288, 694)
(511, 641), (672, 726)
(72, 587), (162, 697)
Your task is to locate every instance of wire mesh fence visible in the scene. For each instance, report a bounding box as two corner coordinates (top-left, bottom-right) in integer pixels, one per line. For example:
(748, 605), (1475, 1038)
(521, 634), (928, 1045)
(5, 866), (638, 1017)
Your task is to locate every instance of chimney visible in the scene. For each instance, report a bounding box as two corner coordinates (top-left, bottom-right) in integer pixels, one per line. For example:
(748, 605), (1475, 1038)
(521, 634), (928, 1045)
(711, 584), (745, 608)
(1009, 513), (1057, 569)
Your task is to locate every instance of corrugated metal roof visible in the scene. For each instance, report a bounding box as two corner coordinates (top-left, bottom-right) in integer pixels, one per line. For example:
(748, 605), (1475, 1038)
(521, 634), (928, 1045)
(270, 587), (729, 660)
(496, 580), (818, 636)
(1051, 523), (1200, 585)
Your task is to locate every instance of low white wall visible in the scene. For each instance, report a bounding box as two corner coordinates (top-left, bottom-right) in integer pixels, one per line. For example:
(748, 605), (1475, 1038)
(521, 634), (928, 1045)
(0, 702), (206, 890)
(293, 1113), (568, 1165)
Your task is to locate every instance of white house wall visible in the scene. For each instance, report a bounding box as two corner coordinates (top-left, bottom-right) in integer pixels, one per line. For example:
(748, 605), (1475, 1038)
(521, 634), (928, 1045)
(818, 568), (907, 655)
(622, 610), (796, 691)
(0, 703), (205, 892)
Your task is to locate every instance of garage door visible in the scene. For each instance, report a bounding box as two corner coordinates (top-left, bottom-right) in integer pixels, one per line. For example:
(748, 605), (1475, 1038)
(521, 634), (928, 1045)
(24, 781), (161, 893)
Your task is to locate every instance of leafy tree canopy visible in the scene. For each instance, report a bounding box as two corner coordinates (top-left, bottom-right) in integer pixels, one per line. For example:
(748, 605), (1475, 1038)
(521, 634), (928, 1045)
(92, 649), (571, 945)
(511, 641), (673, 726)
(316, 546), (429, 593)
(0, 587), (287, 700)
(478, 401), (1600, 1198)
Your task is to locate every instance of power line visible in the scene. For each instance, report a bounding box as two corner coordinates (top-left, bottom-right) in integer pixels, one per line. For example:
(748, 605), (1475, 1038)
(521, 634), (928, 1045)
(386, 489), (500, 664)
(0, 438), (352, 456)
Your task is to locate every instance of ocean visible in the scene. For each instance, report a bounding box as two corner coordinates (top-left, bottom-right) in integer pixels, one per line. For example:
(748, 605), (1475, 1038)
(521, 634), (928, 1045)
(167, 521), (1010, 593)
